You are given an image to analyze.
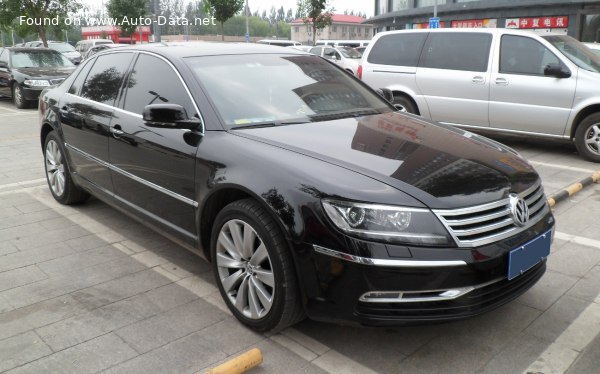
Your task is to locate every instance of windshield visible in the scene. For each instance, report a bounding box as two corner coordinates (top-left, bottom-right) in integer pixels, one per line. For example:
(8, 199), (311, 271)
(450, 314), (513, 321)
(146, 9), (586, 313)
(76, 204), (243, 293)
(185, 54), (392, 128)
(11, 51), (74, 68)
(338, 47), (362, 59)
(542, 35), (600, 73)
(49, 43), (76, 53)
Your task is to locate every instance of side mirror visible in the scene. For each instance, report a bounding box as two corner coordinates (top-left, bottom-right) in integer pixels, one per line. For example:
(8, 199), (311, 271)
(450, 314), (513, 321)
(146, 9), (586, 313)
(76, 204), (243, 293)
(0, 61), (8, 69)
(142, 104), (200, 130)
(376, 88), (394, 104)
(544, 63), (571, 78)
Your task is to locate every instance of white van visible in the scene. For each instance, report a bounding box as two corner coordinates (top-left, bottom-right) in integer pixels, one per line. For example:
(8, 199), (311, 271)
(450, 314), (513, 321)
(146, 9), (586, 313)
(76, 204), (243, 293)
(360, 28), (600, 162)
(315, 40), (370, 48)
(309, 45), (362, 76)
(75, 39), (114, 54)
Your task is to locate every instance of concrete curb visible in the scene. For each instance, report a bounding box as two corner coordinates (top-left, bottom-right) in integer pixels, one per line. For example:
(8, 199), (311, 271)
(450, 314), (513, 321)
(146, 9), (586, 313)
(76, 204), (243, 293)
(547, 171), (600, 208)
(204, 348), (263, 374)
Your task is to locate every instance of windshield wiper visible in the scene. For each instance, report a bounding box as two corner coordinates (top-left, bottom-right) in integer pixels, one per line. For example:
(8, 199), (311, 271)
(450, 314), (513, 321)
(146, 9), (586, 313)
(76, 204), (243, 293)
(309, 108), (381, 121)
(232, 120), (311, 130)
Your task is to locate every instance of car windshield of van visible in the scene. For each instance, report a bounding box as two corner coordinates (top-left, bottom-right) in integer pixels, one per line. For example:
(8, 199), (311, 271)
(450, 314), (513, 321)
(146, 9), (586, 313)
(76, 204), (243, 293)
(543, 35), (600, 73)
(11, 50), (74, 68)
(338, 47), (362, 59)
(186, 54), (392, 128)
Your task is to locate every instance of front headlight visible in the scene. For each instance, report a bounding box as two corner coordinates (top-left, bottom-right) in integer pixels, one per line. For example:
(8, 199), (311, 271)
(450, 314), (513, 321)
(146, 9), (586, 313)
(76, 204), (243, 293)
(322, 199), (452, 246)
(24, 79), (51, 87)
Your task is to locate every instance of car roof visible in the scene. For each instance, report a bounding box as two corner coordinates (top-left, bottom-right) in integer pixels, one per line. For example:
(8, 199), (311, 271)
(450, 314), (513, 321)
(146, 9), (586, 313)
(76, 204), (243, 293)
(96, 42), (308, 59)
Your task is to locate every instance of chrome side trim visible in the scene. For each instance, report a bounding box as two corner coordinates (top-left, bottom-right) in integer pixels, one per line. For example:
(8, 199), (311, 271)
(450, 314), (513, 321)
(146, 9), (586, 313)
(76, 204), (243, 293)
(444, 122), (570, 140)
(358, 277), (504, 303)
(312, 245), (466, 267)
(65, 143), (199, 208)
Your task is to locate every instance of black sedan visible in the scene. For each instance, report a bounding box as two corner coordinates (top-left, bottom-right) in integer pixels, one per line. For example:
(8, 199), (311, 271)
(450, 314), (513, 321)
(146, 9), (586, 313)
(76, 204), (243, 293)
(39, 44), (555, 331)
(0, 47), (75, 108)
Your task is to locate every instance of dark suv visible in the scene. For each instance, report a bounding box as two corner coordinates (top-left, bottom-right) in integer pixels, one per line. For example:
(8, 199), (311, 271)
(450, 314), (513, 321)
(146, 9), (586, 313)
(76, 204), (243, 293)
(39, 43), (555, 331)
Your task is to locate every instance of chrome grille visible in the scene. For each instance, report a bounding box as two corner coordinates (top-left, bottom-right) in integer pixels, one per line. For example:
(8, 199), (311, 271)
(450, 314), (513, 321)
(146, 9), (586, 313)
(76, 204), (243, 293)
(433, 183), (549, 247)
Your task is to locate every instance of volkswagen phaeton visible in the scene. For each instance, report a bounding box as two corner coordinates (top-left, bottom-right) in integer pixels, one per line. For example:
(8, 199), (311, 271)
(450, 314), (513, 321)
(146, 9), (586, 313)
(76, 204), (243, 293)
(39, 43), (554, 331)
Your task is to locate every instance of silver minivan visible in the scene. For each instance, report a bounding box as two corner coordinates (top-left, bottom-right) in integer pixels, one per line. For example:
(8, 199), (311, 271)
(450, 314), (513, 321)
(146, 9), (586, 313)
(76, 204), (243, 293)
(359, 28), (600, 162)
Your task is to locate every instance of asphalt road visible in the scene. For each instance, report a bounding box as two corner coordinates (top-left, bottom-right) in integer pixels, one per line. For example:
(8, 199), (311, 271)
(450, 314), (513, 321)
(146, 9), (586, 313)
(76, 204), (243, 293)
(1, 98), (599, 374)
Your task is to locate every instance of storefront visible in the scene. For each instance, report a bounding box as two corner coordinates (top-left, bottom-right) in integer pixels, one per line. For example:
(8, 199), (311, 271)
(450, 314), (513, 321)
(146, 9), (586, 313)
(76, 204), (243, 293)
(369, 0), (600, 42)
(81, 26), (151, 44)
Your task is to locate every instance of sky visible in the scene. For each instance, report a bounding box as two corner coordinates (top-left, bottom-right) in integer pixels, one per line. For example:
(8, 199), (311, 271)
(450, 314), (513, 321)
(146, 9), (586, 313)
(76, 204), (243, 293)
(249, 0), (374, 17)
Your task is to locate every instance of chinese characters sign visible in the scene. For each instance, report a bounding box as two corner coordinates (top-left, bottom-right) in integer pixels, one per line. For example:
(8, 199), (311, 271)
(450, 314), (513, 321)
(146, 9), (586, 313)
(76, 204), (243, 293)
(505, 16), (568, 29)
(451, 19), (497, 28)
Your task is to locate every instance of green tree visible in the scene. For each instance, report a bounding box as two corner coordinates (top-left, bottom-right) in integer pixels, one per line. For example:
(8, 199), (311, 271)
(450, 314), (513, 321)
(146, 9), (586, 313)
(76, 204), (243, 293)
(0, 0), (81, 47)
(107, 0), (148, 43)
(297, 0), (332, 46)
(204, 0), (244, 41)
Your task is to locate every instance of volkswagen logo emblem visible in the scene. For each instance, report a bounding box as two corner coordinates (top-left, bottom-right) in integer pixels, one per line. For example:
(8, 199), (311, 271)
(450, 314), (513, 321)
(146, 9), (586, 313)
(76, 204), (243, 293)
(509, 194), (529, 227)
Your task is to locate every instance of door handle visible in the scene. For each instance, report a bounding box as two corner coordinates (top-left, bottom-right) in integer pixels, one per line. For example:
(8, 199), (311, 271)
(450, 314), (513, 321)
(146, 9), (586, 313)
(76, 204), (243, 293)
(495, 78), (509, 86)
(472, 76), (485, 84)
(110, 125), (124, 137)
(59, 106), (70, 116)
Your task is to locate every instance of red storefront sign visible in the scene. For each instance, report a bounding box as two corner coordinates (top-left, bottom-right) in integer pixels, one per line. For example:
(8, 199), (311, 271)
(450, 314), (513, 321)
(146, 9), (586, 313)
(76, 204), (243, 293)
(505, 16), (568, 29)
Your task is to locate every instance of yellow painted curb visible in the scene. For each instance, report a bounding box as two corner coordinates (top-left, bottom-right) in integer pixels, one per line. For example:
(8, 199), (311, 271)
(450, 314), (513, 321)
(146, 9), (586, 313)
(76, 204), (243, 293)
(204, 348), (263, 374)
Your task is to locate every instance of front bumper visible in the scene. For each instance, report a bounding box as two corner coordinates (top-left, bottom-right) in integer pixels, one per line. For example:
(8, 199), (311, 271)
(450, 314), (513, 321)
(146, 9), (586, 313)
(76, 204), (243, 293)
(296, 210), (554, 326)
(20, 85), (46, 101)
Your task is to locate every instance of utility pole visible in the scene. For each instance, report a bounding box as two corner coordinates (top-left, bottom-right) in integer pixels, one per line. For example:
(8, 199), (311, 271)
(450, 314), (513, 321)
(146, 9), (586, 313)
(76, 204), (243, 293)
(154, 0), (161, 42)
(245, 0), (250, 42)
(434, 0), (438, 18)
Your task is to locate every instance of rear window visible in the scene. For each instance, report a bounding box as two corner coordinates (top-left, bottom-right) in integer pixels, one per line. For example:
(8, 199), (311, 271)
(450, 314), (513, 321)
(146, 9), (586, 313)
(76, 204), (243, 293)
(367, 33), (428, 67)
(419, 32), (492, 72)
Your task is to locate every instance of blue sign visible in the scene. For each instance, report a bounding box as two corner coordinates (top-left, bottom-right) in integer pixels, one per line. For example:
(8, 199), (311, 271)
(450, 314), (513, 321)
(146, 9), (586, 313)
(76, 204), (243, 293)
(245, 32), (250, 42)
(429, 17), (440, 29)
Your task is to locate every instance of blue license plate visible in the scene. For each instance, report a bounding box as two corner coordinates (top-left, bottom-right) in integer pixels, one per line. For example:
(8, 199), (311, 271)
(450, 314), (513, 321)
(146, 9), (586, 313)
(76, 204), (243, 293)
(508, 230), (552, 280)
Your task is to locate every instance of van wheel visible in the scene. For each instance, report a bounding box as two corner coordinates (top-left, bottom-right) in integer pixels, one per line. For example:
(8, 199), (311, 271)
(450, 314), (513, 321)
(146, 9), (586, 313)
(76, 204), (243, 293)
(211, 199), (304, 332)
(393, 95), (417, 114)
(575, 113), (600, 162)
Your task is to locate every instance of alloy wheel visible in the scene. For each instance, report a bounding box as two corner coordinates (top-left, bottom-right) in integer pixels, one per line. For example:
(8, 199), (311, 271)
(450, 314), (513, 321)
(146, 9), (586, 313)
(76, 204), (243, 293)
(13, 86), (24, 108)
(584, 123), (600, 156)
(215, 219), (275, 320)
(45, 139), (66, 197)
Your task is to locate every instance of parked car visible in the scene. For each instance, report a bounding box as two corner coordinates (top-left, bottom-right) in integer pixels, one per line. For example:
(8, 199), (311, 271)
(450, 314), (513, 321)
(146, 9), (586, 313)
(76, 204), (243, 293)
(288, 45), (312, 52)
(359, 28), (600, 162)
(75, 39), (114, 54)
(82, 43), (127, 60)
(310, 45), (362, 75)
(583, 42), (600, 56)
(39, 43), (554, 331)
(0, 47), (75, 108)
(315, 39), (370, 48)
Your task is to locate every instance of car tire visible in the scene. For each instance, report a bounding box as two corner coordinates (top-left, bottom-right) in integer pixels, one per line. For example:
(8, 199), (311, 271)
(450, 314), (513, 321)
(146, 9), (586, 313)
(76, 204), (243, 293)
(575, 113), (600, 163)
(211, 198), (304, 332)
(43, 131), (89, 204)
(12, 84), (29, 109)
(393, 95), (417, 114)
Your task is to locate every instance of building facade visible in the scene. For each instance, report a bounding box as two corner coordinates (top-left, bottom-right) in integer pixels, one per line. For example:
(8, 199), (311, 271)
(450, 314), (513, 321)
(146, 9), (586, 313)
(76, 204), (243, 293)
(81, 26), (151, 43)
(290, 15), (374, 45)
(369, 0), (600, 42)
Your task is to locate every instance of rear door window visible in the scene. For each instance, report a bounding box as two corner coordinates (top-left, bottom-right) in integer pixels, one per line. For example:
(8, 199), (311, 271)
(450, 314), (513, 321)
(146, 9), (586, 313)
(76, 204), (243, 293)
(81, 53), (133, 105)
(419, 32), (492, 72)
(367, 33), (428, 67)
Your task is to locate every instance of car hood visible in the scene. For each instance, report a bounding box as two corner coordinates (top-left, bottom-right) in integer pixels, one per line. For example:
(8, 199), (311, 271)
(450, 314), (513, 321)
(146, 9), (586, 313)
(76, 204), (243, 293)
(232, 112), (540, 209)
(13, 66), (75, 79)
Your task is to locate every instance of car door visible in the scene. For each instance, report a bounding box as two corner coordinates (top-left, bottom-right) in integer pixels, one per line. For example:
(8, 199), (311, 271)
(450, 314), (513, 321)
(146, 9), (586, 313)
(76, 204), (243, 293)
(108, 52), (200, 240)
(489, 34), (576, 136)
(0, 48), (9, 96)
(59, 52), (135, 192)
(416, 32), (493, 127)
